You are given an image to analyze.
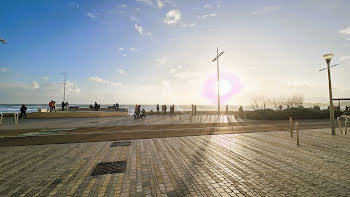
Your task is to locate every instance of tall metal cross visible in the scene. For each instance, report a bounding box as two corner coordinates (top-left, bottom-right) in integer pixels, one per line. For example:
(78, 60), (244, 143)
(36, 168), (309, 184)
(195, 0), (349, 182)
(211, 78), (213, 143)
(212, 47), (224, 114)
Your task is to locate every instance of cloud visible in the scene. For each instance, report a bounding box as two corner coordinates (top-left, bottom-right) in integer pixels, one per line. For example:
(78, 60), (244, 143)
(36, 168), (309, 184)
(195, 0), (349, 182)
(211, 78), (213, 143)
(156, 57), (168, 65)
(40, 76), (49, 80)
(173, 72), (201, 79)
(251, 5), (280, 15)
(339, 26), (350, 40)
(198, 13), (216, 20)
(134, 24), (144, 35)
(182, 23), (196, 28)
(89, 76), (123, 87)
(338, 56), (350, 62)
(65, 81), (80, 94)
(169, 65), (183, 74)
(130, 16), (139, 22)
(0, 67), (8, 72)
(120, 4), (128, 8)
(164, 9), (182, 24)
(339, 26), (350, 35)
(136, 0), (152, 6)
(118, 68), (127, 75)
(68, 2), (79, 8)
(287, 80), (312, 88)
(157, 0), (164, 8)
(118, 48), (125, 51)
(129, 48), (137, 52)
(32, 81), (40, 89)
(203, 4), (210, 8)
(87, 13), (96, 18)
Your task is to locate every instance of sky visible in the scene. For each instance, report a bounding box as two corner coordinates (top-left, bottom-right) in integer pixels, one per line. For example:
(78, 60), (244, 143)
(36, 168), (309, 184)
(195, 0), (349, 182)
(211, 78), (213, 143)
(0, 0), (350, 105)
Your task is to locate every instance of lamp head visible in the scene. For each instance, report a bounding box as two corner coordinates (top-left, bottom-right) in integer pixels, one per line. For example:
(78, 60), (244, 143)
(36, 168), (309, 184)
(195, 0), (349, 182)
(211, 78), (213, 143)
(323, 53), (333, 61)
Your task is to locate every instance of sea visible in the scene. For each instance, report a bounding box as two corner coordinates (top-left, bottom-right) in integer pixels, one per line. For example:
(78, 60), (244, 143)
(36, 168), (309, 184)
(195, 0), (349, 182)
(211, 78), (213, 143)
(0, 104), (244, 115)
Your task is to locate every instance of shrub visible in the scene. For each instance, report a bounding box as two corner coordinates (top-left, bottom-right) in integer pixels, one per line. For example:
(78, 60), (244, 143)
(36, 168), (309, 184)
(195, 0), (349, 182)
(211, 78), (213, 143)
(245, 108), (342, 120)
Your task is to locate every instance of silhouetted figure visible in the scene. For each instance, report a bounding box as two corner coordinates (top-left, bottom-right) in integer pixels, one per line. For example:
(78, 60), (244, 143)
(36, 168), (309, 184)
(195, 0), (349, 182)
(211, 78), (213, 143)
(226, 105), (229, 114)
(156, 104), (159, 112)
(52, 101), (56, 112)
(95, 102), (98, 111)
(65, 101), (69, 111)
(141, 108), (146, 118)
(19, 104), (27, 119)
(239, 106), (244, 119)
(279, 105), (283, 110)
(49, 100), (53, 112)
(116, 103), (119, 111)
(191, 104), (194, 115)
(137, 105), (141, 118)
(194, 105), (197, 116)
(170, 104), (175, 117)
(62, 101), (65, 111)
(164, 104), (167, 115)
(346, 106), (349, 112)
(134, 105), (139, 119)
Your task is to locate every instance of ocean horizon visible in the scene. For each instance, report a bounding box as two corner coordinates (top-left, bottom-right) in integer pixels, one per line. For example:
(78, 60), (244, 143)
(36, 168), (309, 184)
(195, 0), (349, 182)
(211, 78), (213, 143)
(0, 103), (334, 114)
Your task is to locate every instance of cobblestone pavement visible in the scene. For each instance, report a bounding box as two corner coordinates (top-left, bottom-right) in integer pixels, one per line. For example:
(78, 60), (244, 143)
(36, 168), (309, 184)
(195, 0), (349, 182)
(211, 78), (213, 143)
(0, 128), (349, 197)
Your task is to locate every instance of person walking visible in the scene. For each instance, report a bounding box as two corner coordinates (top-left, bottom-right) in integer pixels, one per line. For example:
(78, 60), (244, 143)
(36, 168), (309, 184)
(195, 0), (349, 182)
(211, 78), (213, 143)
(52, 101), (56, 112)
(19, 104), (27, 119)
(156, 104), (159, 113)
(49, 100), (53, 112)
(62, 101), (65, 111)
(164, 104), (167, 115)
(134, 105), (138, 119)
(194, 105), (197, 116)
(116, 103), (119, 111)
(65, 101), (69, 111)
(95, 102), (98, 111)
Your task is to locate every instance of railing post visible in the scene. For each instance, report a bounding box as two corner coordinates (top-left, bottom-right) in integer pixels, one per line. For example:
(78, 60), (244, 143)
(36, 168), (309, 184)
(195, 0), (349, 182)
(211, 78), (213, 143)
(337, 117), (343, 135)
(289, 117), (293, 137)
(0, 113), (3, 125)
(295, 122), (300, 145)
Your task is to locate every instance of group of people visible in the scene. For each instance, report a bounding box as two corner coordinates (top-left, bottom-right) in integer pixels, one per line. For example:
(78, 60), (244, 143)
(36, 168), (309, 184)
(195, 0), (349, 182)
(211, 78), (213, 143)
(134, 105), (146, 119)
(191, 104), (197, 115)
(61, 101), (69, 111)
(156, 104), (176, 116)
(113, 102), (119, 110)
(48, 100), (56, 112)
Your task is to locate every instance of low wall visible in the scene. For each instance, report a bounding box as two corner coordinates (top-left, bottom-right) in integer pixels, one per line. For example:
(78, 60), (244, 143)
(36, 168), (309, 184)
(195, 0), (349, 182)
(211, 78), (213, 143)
(26, 111), (129, 119)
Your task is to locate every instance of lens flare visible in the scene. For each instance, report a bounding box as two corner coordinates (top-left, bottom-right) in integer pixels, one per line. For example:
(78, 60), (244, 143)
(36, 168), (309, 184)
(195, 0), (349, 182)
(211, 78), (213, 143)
(201, 72), (243, 105)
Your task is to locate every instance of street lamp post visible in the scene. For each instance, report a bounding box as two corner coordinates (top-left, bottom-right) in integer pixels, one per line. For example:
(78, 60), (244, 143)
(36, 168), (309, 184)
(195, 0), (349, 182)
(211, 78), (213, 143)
(212, 47), (224, 114)
(323, 53), (335, 135)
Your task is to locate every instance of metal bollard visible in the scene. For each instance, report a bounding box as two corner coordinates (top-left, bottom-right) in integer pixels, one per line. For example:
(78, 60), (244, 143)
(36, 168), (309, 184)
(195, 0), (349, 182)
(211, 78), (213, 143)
(289, 117), (293, 137)
(14, 113), (19, 124)
(0, 113), (3, 125)
(295, 122), (300, 145)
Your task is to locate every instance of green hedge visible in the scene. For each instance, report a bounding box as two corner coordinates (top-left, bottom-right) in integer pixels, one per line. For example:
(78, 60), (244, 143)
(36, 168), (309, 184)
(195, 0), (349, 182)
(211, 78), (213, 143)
(245, 108), (343, 120)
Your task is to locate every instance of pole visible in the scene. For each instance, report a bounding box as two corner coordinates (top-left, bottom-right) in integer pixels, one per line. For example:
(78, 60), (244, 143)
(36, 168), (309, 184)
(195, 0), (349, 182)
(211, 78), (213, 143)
(295, 122), (299, 145)
(289, 117), (293, 137)
(63, 72), (66, 102)
(326, 60), (335, 135)
(217, 47), (220, 114)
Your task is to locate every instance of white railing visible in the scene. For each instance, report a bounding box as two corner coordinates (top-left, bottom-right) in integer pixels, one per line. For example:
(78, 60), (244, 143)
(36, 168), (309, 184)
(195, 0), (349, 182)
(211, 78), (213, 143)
(337, 115), (349, 135)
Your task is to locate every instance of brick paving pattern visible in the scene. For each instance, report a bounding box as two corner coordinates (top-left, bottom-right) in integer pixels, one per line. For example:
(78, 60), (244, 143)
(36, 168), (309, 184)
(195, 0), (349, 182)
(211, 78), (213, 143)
(0, 128), (349, 196)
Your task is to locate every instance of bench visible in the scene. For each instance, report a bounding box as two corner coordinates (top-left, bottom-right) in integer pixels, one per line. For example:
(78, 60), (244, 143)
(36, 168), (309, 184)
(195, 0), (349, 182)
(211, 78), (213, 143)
(337, 115), (350, 135)
(69, 106), (79, 111)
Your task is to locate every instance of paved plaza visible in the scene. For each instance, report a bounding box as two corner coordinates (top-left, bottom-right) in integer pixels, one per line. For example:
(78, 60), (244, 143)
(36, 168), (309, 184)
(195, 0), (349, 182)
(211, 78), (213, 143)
(0, 128), (349, 197)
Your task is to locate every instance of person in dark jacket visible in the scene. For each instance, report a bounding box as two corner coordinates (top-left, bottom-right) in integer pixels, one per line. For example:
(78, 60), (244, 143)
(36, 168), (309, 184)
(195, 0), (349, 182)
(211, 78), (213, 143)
(19, 104), (27, 119)
(62, 101), (65, 111)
